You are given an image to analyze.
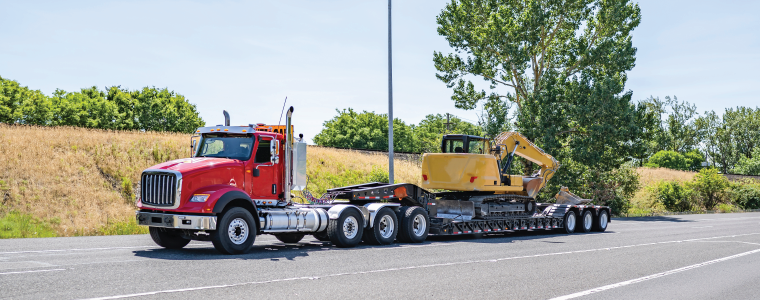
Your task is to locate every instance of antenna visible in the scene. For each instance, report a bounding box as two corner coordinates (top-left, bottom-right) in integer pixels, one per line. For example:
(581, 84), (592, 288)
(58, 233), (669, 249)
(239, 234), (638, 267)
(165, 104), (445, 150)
(278, 97), (288, 125)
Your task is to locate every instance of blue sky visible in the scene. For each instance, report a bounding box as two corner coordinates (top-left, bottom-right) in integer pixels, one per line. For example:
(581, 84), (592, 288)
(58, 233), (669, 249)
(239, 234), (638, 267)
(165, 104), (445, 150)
(1, 0), (758, 143)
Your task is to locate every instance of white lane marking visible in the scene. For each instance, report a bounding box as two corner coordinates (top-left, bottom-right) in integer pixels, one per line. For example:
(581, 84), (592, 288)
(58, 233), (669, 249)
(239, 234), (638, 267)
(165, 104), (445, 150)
(0, 268), (66, 275)
(0, 246), (154, 255)
(549, 248), (760, 300)
(692, 226), (714, 228)
(83, 232), (760, 300)
(692, 240), (760, 246)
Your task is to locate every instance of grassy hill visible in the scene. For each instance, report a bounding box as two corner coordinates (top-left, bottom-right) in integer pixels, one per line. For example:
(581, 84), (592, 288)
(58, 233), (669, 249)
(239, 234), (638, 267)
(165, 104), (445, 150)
(0, 125), (421, 238)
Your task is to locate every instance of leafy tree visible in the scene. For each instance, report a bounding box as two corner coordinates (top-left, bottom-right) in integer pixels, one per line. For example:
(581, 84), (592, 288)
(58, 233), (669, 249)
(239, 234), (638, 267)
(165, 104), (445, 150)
(414, 113), (482, 154)
(645, 150), (687, 170)
(433, 0), (652, 208)
(697, 107), (760, 173)
(683, 149), (704, 171)
(641, 96), (701, 154)
(733, 148), (760, 175)
(313, 108), (417, 153)
(692, 168), (730, 210)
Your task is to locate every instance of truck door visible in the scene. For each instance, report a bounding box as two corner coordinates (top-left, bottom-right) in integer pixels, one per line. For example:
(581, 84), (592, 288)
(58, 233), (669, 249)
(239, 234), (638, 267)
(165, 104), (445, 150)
(247, 136), (279, 199)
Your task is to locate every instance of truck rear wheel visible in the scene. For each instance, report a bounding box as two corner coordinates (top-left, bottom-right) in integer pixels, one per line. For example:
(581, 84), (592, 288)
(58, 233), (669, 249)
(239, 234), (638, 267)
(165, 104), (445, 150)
(561, 211), (577, 234)
(397, 207), (429, 243)
(363, 207), (398, 245)
(579, 210), (593, 233)
(593, 210), (609, 232)
(327, 208), (363, 248)
(211, 207), (256, 254)
(275, 233), (305, 244)
(149, 227), (190, 249)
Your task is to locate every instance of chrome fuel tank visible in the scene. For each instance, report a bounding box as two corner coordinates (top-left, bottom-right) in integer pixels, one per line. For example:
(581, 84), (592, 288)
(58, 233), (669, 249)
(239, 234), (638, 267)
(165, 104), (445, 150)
(259, 208), (328, 233)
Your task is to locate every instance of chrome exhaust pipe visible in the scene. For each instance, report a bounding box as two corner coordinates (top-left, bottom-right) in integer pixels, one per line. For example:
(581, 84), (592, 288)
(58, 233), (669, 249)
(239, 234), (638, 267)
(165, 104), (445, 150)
(223, 110), (230, 126)
(284, 106), (294, 203)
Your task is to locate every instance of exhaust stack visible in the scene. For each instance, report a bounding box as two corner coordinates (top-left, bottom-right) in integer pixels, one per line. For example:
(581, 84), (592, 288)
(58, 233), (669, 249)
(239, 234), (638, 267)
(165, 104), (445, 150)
(223, 110), (230, 126)
(284, 106), (294, 203)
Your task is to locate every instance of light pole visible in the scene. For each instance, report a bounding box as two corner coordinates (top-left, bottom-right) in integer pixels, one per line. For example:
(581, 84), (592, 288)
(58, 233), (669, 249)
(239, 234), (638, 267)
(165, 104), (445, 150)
(387, 0), (394, 184)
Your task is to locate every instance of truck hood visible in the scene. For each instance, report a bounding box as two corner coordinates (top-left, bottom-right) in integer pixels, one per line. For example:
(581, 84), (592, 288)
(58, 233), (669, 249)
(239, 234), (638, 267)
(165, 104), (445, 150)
(147, 157), (244, 175)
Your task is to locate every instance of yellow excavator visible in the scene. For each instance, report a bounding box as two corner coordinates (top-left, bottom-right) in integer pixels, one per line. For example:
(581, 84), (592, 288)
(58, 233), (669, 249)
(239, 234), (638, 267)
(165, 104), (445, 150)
(421, 132), (559, 198)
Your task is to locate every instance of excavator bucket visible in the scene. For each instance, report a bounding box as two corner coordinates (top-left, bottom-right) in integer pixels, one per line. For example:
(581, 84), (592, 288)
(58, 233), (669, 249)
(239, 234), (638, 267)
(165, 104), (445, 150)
(554, 186), (592, 205)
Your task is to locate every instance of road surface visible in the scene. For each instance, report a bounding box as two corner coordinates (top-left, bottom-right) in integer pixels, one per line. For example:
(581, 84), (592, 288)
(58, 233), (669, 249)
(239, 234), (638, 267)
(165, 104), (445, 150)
(2, 212), (760, 299)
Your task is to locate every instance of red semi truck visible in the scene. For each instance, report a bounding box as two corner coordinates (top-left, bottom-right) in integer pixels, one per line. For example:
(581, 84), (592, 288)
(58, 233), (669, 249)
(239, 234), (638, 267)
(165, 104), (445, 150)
(136, 107), (610, 254)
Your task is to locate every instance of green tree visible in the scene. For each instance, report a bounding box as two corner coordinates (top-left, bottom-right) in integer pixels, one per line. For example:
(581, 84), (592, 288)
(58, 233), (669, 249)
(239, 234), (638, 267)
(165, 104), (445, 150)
(433, 0), (652, 207)
(414, 113), (482, 154)
(313, 108), (417, 153)
(683, 149), (704, 171)
(733, 148), (760, 175)
(641, 96), (701, 155)
(645, 150), (687, 170)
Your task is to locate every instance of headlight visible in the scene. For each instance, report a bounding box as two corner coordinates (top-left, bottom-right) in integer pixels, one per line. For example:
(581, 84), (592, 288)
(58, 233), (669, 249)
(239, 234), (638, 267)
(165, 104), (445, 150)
(190, 194), (210, 202)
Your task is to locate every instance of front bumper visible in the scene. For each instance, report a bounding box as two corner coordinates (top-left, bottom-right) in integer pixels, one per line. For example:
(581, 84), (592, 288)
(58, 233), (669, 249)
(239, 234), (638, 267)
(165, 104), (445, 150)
(136, 211), (217, 230)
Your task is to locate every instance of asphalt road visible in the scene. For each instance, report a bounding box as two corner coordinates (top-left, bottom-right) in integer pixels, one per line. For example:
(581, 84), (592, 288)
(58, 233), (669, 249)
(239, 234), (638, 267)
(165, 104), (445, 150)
(2, 212), (760, 299)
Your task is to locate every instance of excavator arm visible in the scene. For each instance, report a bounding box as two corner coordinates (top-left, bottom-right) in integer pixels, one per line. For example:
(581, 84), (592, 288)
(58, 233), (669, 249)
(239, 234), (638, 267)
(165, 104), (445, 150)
(492, 132), (560, 197)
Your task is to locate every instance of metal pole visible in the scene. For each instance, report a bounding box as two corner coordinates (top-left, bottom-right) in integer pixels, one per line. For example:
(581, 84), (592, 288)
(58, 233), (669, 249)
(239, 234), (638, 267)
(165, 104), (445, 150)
(387, 0), (394, 184)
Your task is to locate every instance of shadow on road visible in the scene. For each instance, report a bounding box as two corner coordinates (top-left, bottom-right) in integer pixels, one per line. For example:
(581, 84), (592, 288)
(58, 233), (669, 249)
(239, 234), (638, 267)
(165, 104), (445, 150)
(613, 216), (695, 223)
(132, 229), (613, 261)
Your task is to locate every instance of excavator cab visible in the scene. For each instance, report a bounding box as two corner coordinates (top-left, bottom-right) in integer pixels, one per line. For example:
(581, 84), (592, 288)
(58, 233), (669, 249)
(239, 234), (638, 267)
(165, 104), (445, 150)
(441, 135), (487, 154)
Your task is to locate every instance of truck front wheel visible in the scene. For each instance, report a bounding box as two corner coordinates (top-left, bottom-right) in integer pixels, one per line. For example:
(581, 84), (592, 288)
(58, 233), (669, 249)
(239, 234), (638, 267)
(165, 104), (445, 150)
(327, 208), (363, 248)
(211, 207), (256, 254)
(149, 227), (190, 249)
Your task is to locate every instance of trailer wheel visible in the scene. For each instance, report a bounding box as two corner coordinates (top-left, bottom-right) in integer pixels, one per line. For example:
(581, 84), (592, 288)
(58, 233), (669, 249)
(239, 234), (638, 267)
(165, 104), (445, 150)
(313, 231), (330, 242)
(579, 210), (593, 233)
(397, 207), (429, 243)
(149, 227), (190, 249)
(561, 210), (577, 234)
(363, 207), (398, 245)
(593, 210), (609, 232)
(327, 208), (363, 248)
(211, 207), (256, 254)
(275, 233), (305, 244)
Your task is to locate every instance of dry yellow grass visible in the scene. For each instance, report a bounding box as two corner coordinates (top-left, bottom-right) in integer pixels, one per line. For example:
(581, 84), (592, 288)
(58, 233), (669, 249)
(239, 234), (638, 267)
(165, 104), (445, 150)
(0, 124), (189, 236)
(629, 167), (697, 213)
(0, 125), (421, 236)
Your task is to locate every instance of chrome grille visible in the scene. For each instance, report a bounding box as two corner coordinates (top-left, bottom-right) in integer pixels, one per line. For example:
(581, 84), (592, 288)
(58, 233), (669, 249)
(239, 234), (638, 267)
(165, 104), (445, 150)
(140, 171), (180, 207)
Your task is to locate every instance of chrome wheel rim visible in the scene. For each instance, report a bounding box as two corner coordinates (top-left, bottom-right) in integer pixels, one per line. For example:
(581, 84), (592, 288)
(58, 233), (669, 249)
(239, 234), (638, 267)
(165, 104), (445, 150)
(378, 215), (394, 239)
(412, 214), (426, 236)
(600, 212), (608, 229)
(228, 218), (249, 245)
(584, 213), (593, 230)
(566, 213), (576, 231)
(343, 216), (359, 239)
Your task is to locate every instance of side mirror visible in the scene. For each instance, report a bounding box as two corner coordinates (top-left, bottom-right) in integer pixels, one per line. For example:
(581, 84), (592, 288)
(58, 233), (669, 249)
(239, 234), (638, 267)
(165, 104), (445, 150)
(271, 155), (279, 164)
(252, 169), (260, 177)
(191, 139), (196, 149)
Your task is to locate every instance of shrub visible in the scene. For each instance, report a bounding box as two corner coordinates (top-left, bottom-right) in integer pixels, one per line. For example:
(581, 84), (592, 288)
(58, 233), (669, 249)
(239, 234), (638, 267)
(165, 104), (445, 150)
(692, 168), (730, 210)
(731, 180), (760, 209)
(652, 181), (695, 212)
(646, 150), (688, 170)
(684, 149), (705, 171)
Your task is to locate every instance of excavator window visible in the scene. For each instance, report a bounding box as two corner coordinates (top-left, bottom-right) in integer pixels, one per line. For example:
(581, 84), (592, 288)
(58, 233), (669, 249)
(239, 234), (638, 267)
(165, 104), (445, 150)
(442, 139), (465, 153)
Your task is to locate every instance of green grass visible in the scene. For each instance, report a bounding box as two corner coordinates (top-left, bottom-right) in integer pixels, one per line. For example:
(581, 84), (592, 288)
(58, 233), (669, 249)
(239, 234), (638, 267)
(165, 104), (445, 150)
(0, 211), (58, 238)
(96, 218), (149, 236)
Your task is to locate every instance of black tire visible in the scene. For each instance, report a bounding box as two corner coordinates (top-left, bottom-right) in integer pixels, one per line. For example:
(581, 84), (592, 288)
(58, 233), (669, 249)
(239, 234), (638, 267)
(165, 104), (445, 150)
(275, 233), (305, 243)
(579, 210), (593, 233)
(561, 210), (577, 234)
(313, 231), (330, 242)
(149, 227), (190, 249)
(396, 206), (429, 243)
(211, 207), (257, 254)
(363, 207), (399, 245)
(327, 208), (364, 248)
(593, 209), (609, 232)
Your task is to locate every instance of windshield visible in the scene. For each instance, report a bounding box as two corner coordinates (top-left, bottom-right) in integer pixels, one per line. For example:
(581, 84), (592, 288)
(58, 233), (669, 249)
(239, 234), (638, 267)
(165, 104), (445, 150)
(196, 135), (254, 160)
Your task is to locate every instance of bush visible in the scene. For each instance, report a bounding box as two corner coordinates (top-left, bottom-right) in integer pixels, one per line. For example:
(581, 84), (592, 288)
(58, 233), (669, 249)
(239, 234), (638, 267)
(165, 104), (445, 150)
(731, 180), (760, 209)
(684, 149), (705, 171)
(646, 150), (688, 170)
(692, 168), (730, 210)
(652, 181), (695, 212)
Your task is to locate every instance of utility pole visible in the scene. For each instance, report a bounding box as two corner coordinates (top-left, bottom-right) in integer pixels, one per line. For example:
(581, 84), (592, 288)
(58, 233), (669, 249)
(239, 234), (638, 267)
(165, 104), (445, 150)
(444, 113), (453, 134)
(387, 0), (394, 184)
